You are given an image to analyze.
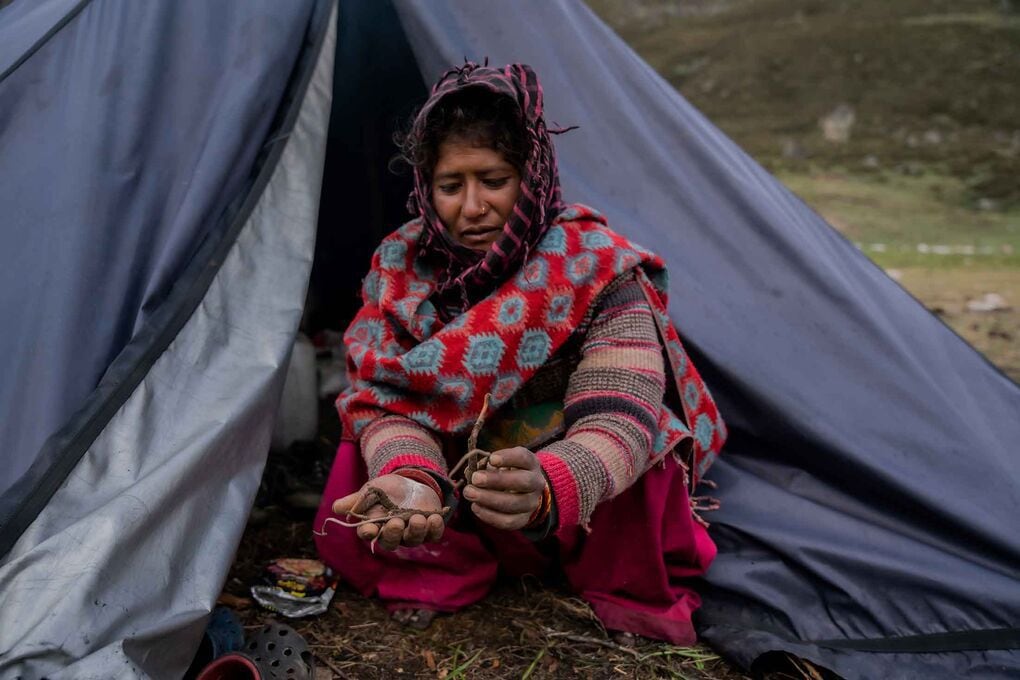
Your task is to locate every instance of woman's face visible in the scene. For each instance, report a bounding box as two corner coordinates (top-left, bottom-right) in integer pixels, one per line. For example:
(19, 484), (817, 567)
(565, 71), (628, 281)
(431, 137), (521, 252)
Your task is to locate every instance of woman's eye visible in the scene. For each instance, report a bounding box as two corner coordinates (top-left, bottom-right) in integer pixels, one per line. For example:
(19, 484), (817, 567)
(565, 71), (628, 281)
(483, 177), (511, 189)
(437, 183), (460, 194)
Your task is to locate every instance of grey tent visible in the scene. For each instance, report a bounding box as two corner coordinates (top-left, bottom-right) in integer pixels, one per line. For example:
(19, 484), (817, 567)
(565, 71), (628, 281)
(1, 1), (1018, 678)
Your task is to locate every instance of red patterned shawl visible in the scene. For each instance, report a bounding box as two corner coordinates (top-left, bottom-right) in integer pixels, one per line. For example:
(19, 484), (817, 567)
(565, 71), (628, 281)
(339, 205), (726, 485)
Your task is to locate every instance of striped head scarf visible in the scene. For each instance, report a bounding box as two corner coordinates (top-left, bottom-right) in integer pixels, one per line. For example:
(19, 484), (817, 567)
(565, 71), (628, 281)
(406, 62), (567, 319)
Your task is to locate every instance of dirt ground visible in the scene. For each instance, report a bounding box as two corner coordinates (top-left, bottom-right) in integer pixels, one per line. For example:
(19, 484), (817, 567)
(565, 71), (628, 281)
(224, 512), (752, 680)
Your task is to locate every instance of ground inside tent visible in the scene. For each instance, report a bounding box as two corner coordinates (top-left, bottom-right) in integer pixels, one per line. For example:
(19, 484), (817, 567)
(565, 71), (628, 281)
(223, 400), (752, 680)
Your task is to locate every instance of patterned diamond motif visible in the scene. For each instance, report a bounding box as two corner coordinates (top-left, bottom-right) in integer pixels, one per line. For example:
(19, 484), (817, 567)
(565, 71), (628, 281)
(581, 230), (613, 251)
(496, 294), (527, 327)
(437, 376), (474, 406)
(443, 313), (469, 332)
(545, 290), (574, 325)
(614, 249), (641, 275)
(347, 343), (368, 368)
(416, 301), (438, 339)
(683, 381), (702, 411)
(408, 411), (440, 430)
(351, 416), (375, 434)
(463, 334), (506, 375)
(396, 296), (419, 326)
(694, 413), (715, 450)
(374, 364), (409, 387)
(492, 372), (523, 403)
(565, 252), (597, 286)
(417, 315), (436, 340)
(556, 206), (581, 222)
(408, 280), (431, 296)
(369, 384), (402, 405)
(347, 319), (386, 348)
(654, 426), (669, 453)
(655, 410), (691, 454)
(362, 271), (381, 303)
(516, 329), (552, 369)
(537, 225), (567, 254)
(515, 257), (549, 291)
(397, 221), (423, 241)
(668, 339), (688, 374)
(632, 242), (654, 258)
(401, 338), (446, 375)
(378, 240), (408, 270)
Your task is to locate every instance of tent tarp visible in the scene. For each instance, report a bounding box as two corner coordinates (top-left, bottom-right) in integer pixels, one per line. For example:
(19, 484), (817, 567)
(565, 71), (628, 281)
(1, 1), (1017, 677)
(0, 0), (334, 677)
(392, 2), (1020, 677)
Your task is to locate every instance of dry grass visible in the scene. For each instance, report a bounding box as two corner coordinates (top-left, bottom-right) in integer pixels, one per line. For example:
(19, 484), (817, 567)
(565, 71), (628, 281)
(224, 515), (750, 680)
(895, 268), (1020, 382)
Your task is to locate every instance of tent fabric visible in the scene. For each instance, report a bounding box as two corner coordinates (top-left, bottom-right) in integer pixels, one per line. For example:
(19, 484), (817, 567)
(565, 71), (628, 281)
(1, 0), (1017, 677)
(0, 0), (334, 677)
(0, 0), (314, 503)
(0, 0), (87, 79)
(391, 1), (1020, 678)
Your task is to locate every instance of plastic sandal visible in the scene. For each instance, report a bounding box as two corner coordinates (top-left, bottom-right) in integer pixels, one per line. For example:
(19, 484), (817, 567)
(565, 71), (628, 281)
(242, 622), (315, 679)
(196, 621), (314, 680)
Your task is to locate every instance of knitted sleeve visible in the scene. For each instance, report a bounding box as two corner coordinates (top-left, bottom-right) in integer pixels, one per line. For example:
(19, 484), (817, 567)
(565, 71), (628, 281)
(535, 274), (667, 531)
(360, 414), (448, 479)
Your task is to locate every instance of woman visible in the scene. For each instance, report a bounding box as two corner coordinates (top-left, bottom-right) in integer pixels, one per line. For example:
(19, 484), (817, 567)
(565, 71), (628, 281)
(314, 63), (725, 644)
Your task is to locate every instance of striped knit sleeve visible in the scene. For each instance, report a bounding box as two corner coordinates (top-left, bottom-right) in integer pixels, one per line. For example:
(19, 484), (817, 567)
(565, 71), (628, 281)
(535, 274), (666, 531)
(360, 414), (448, 479)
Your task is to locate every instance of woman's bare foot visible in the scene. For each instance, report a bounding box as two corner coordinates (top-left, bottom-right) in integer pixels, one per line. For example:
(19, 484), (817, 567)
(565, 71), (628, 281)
(391, 608), (437, 630)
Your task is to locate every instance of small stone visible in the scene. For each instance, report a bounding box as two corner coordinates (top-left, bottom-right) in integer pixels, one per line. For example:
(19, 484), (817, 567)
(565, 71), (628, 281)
(820, 104), (856, 143)
(965, 293), (1010, 313)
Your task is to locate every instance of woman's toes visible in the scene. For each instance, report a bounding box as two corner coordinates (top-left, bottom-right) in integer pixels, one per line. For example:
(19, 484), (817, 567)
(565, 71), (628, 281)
(611, 630), (639, 647)
(391, 608), (437, 630)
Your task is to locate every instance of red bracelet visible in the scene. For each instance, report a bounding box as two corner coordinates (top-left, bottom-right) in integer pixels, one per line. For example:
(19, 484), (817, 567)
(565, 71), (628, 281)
(525, 481), (552, 528)
(392, 468), (443, 500)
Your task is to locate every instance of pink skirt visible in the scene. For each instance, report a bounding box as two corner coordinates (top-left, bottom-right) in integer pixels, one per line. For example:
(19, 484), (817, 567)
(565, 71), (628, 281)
(314, 442), (716, 645)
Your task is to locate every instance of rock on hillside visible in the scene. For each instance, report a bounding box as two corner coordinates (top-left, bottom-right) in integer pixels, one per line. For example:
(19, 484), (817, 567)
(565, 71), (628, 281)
(586, 0), (1020, 206)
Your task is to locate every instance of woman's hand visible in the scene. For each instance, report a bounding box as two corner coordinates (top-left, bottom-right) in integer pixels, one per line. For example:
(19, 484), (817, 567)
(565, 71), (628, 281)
(332, 474), (445, 551)
(464, 447), (547, 530)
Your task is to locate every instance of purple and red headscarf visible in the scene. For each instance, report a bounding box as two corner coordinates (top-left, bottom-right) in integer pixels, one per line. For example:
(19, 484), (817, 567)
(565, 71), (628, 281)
(406, 62), (566, 318)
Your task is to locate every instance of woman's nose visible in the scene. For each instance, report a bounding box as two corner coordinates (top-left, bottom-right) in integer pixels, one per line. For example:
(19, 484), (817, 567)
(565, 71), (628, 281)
(463, 182), (486, 219)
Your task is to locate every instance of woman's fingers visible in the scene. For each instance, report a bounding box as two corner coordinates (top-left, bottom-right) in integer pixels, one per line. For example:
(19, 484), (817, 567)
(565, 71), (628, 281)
(355, 504), (389, 542)
(377, 516), (407, 551)
(336, 478), (449, 549)
(402, 514), (428, 546)
(332, 490), (362, 515)
(425, 513), (445, 542)
(464, 484), (539, 515)
(470, 468), (544, 493)
(488, 446), (538, 470)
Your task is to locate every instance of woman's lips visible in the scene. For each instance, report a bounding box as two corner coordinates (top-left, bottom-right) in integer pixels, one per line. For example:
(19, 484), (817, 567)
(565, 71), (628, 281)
(458, 225), (501, 247)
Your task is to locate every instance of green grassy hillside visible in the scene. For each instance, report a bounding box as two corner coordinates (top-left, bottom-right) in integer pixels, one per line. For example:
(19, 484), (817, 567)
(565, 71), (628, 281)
(588, 0), (1020, 207)
(589, 0), (1020, 381)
